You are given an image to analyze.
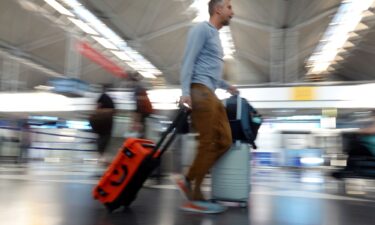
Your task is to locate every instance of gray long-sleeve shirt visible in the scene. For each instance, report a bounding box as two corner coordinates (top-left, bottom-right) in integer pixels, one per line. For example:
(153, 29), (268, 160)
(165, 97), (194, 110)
(180, 21), (230, 96)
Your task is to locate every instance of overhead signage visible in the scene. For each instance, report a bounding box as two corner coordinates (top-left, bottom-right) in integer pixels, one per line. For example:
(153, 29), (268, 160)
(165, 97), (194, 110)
(291, 86), (315, 101)
(322, 108), (338, 117)
(76, 41), (127, 78)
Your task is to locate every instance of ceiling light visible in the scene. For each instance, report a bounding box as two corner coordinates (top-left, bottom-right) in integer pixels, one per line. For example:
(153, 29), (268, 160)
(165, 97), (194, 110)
(92, 36), (118, 50)
(343, 41), (355, 49)
(306, 0), (374, 75)
(127, 62), (148, 71)
(64, 2), (124, 46)
(309, 62), (330, 74)
(348, 32), (360, 40)
(58, 0), (161, 79)
(138, 71), (157, 79)
(44, 0), (74, 17)
(362, 10), (375, 19)
(68, 18), (99, 35)
(19, 0), (39, 12)
(111, 51), (133, 61)
(190, 0), (209, 22)
(60, 0), (81, 7)
(354, 22), (369, 32)
(335, 55), (344, 61)
(220, 26), (236, 59)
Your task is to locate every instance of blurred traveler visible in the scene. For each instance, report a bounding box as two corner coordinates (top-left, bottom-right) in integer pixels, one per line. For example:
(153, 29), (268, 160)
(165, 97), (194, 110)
(176, 0), (237, 213)
(18, 121), (31, 163)
(130, 73), (153, 138)
(89, 87), (116, 166)
(332, 111), (375, 179)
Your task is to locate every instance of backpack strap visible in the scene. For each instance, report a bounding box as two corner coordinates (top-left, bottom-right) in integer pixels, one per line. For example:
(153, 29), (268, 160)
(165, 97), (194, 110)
(236, 95), (241, 120)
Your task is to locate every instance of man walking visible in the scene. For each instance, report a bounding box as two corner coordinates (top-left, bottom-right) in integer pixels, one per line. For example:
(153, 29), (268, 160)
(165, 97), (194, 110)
(176, 0), (238, 213)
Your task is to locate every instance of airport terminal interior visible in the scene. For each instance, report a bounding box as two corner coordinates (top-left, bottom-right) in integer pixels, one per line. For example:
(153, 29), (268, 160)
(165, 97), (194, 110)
(1, 0), (375, 224)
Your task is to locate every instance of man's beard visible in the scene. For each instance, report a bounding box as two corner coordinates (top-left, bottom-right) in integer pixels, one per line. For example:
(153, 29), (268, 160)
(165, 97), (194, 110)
(222, 18), (231, 26)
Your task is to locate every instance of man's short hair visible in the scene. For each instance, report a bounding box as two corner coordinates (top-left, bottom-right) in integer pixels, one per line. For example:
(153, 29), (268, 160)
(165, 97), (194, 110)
(208, 0), (225, 16)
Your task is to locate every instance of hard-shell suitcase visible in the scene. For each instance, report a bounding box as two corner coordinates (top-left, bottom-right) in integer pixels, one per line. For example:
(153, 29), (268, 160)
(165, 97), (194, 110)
(211, 95), (254, 206)
(92, 105), (190, 212)
(211, 143), (250, 206)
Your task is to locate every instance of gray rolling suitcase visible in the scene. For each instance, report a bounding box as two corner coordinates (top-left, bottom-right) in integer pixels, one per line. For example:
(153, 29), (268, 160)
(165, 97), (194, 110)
(211, 143), (250, 206)
(211, 95), (252, 206)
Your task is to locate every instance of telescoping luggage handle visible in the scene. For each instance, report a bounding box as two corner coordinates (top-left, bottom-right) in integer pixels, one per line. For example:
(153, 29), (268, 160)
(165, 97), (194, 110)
(223, 94), (242, 120)
(151, 103), (191, 157)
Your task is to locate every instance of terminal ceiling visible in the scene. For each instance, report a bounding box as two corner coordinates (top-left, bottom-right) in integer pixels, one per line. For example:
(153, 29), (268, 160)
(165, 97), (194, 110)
(0, 0), (375, 92)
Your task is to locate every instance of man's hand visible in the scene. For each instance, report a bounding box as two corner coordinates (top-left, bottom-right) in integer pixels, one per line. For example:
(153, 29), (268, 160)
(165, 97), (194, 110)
(227, 85), (239, 96)
(179, 95), (192, 108)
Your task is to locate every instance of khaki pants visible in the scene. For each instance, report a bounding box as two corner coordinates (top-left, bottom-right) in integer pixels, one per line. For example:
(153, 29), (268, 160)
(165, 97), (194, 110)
(187, 83), (232, 200)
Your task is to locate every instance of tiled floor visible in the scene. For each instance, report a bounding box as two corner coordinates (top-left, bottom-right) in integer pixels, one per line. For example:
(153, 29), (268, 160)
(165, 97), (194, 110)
(0, 162), (374, 225)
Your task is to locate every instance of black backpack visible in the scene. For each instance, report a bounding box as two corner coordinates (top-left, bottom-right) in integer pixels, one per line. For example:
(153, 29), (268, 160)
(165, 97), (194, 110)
(225, 95), (262, 149)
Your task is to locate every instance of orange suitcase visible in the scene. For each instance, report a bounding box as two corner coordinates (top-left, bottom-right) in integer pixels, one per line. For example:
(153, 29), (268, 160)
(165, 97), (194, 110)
(93, 105), (190, 212)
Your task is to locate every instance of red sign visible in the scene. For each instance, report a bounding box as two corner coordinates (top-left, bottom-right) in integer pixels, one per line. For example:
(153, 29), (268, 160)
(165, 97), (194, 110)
(76, 41), (127, 78)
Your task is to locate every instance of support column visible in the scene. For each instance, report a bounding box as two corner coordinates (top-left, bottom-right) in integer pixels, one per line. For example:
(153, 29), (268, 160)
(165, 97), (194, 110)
(270, 29), (284, 83)
(64, 34), (81, 78)
(1, 59), (22, 91)
(284, 30), (300, 82)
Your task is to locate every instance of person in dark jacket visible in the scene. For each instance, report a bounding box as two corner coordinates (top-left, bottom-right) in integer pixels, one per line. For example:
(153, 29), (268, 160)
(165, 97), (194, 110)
(130, 73), (153, 138)
(89, 88), (116, 165)
(332, 111), (375, 179)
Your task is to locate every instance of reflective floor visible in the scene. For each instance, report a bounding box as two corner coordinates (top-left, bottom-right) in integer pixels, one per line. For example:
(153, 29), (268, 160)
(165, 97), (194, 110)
(0, 162), (374, 225)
